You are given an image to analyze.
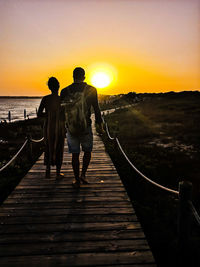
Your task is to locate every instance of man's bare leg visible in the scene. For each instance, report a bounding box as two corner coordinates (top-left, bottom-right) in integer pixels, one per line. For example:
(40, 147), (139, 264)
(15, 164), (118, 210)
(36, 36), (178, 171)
(80, 151), (91, 184)
(56, 164), (64, 178)
(72, 153), (80, 187)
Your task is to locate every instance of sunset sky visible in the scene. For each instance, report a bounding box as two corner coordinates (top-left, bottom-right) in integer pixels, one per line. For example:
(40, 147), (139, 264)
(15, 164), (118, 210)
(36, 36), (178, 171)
(0, 0), (200, 96)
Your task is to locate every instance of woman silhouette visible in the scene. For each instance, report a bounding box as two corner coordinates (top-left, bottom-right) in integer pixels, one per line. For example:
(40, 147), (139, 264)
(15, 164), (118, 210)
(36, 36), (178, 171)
(38, 77), (65, 178)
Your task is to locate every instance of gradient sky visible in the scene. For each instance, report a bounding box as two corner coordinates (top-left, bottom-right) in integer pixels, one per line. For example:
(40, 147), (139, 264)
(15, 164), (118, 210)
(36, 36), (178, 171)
(0, 0), (200, 96)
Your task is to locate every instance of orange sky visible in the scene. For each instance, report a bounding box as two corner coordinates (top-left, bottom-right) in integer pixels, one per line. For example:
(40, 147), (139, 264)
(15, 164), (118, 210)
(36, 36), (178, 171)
(0, 0), (200, 96)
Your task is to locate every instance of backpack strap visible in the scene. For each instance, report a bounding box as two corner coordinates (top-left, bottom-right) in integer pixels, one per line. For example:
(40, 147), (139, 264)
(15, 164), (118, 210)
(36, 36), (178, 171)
(83, 83), (89, 92)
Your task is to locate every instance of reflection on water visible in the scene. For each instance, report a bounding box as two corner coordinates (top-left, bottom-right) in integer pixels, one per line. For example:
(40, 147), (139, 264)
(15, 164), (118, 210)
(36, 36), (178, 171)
(0, 98), (41, 122)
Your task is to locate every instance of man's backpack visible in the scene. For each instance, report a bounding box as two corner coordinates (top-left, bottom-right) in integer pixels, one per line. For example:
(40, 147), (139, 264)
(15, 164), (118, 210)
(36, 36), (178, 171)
(62, 84), (89, 136)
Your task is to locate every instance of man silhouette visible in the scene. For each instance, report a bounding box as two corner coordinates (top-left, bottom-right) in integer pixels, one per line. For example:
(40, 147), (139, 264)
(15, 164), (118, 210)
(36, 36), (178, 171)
(61, 67), (104, 188)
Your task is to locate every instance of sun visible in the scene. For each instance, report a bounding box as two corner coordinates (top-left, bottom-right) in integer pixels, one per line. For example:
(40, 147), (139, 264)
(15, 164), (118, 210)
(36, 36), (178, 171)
(91, 72), (111, 88)
(87, 62), (117, 92)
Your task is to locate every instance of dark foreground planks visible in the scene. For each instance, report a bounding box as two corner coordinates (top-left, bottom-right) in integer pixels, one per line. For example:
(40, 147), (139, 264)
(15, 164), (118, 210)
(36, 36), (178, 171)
(0, 252), (155, 267)
(0, 123), (156, 266)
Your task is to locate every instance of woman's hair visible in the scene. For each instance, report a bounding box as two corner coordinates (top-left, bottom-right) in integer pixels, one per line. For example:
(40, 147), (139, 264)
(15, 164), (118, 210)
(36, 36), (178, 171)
(47, 77), (60, 92)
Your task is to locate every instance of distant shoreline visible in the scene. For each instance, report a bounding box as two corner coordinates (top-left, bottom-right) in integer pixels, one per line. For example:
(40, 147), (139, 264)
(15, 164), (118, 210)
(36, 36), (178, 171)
(0, 90), (199, 99)
(0, 96), (42, 99)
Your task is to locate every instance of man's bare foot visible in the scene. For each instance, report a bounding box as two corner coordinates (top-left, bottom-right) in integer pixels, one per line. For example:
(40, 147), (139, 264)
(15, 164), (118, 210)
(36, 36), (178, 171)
(80, 174), (89, 184)
(72, 179), (81, 188)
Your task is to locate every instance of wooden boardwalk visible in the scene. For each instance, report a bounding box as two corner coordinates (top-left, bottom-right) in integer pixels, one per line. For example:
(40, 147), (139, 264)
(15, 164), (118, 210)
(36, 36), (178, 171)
(0, 124), (156, 266)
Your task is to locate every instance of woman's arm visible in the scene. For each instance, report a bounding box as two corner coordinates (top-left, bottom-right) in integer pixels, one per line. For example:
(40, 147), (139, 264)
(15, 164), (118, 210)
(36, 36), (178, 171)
(37, 97), (46, 118)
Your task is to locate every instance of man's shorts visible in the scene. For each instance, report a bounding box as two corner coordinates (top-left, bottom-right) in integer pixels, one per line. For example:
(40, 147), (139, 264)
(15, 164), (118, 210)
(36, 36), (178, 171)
(66, 126), (93, 153)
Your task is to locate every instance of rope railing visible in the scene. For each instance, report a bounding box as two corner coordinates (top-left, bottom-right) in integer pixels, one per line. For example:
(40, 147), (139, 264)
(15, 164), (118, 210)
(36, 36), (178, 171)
(189, 201), (200, 226)
(30, 137), (44, 143)
(104, 121), (179, 195)
(0, 139), (28, 172)
(103, 116), (200, 229)
(0, 136), (44, 173)
(105, 123), (115, 141)
(115, 137), (179, 195)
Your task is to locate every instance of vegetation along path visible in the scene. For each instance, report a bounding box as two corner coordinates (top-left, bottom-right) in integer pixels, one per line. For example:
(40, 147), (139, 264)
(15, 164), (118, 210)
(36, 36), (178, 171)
(0, 120), (156, 266)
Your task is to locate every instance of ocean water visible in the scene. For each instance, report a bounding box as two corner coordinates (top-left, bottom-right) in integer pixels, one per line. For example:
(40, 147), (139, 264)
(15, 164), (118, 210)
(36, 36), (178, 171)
(0, 98), (42, 122)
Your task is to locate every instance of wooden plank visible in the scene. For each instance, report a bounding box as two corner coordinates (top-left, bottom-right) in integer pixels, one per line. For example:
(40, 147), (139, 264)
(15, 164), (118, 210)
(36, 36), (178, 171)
(9, 187), (126, 193)
(5, 196), (130, 203)
(7, 192), (128, 198)
(2, 201), (132, 209)
(24, 172), (120, 176)
(0, 214), (138, 224)
(19, 179), (122, 184)
(0, 222), (142, 234)
(24, 170), (118, 173)
(0, 252), (155, 266)
(4, 196), (130, 204)
(20, 178), (122, 183)
(16, 183), (124, 188)
(23, 174), (120, 179)
(0, 239), (150, 256)
(34, 160), (116, 164)
(0, 229), (145, 244)
(0, 207), (135, 217)
(33, 161), (115, 165)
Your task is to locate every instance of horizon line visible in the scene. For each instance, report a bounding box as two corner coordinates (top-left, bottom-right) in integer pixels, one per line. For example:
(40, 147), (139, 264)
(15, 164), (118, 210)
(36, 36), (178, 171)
(0, 89), (200, 98)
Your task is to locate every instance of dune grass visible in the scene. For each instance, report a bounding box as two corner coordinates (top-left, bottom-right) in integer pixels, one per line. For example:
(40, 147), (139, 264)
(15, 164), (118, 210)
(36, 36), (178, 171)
(102, 92), (200, 266)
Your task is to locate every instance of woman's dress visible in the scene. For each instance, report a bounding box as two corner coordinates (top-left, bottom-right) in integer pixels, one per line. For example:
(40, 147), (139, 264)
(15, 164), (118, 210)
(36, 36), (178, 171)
(37, 94), (65, 167)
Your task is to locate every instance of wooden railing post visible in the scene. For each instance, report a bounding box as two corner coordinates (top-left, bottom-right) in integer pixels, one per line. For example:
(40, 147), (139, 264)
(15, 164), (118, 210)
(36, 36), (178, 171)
(8, 111), (11, 122)
(178, 181), (193, 263)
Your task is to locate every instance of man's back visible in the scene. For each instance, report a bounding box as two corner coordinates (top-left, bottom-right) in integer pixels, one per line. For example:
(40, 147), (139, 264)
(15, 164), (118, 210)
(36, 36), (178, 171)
(60, 82), (102, 126)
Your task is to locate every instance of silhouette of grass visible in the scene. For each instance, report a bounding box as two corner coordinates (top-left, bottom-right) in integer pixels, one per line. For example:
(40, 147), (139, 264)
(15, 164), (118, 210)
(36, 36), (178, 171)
(102, 92), (200, 266)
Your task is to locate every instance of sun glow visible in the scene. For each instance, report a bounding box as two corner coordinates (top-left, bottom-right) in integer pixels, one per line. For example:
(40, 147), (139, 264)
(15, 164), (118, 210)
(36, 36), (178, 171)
(88, 63), (117, 92)
(91, 72), (111, 88)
